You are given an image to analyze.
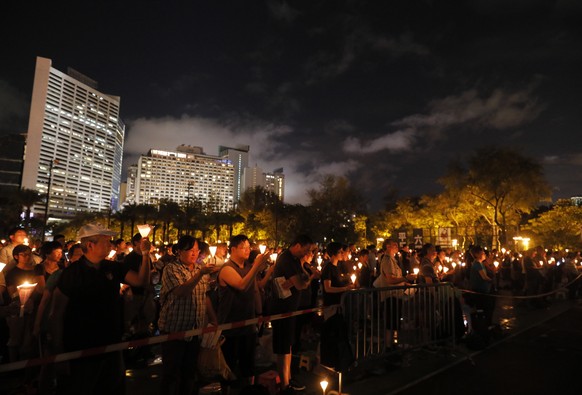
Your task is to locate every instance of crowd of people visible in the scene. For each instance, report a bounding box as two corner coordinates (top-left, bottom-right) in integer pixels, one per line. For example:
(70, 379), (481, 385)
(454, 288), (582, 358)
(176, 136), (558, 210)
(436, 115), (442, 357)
(1, 223), (581, 395)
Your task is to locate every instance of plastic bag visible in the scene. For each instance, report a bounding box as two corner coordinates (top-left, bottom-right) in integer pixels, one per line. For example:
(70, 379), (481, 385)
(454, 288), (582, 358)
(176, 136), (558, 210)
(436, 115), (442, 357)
(197, 337), (236, 381)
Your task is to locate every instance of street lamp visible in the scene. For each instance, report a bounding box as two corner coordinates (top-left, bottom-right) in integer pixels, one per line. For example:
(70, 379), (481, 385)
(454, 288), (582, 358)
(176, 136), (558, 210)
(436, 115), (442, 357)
(41, 159), (59, 242)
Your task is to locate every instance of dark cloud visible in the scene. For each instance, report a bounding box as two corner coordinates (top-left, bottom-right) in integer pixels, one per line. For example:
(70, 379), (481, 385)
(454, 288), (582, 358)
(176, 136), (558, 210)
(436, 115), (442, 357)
(3, 1), (582, 209)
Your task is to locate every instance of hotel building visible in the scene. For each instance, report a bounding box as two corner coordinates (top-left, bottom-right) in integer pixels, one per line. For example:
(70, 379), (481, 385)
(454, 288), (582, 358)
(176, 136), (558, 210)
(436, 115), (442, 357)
(126, 145), (235, 212)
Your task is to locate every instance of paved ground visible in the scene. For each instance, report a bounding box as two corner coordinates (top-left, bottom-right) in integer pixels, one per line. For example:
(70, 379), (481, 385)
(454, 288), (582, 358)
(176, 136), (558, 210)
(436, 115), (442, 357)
(2, 295), (579, 394)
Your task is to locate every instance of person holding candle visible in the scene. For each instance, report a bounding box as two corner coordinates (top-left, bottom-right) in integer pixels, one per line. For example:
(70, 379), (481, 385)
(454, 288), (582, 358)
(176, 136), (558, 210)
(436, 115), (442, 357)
(4, 244), (43, 363)
(51, 223), (151, 395)
(321, 242), (355, 307)
(375, 240), (416, 349)
(270, 235), (316, 394)
(217, 234), (269, 392)
(417, 243), (439, 285)
(469, 245), (495, 336)
(157, 235), (215, 395)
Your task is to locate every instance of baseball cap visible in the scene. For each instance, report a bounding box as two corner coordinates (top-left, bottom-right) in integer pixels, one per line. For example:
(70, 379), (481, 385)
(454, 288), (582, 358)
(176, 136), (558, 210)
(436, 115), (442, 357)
(77, 223), (117, 240)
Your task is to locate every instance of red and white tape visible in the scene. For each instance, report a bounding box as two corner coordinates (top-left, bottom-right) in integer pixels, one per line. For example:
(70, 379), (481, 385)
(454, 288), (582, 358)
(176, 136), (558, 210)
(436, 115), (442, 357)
(0, 306), (324, 373)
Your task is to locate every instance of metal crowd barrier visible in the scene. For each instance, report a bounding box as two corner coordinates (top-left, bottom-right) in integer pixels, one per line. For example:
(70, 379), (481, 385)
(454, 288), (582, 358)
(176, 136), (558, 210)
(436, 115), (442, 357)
(340, 283), (459, 362)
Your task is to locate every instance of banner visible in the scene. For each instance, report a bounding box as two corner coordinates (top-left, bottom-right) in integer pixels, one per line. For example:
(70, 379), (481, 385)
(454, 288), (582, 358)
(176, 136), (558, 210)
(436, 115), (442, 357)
(438, 227), (452, 247)
(412, 229), (423, 249)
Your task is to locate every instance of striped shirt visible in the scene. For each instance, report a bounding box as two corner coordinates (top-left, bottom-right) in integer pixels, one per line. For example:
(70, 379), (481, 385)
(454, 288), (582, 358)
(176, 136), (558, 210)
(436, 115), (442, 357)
(158, 259), (197, 333)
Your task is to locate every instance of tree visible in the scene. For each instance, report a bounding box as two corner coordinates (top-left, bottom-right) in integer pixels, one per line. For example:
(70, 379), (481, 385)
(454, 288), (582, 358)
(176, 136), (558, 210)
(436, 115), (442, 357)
(157, 199), (182, 243)
(525, 200), (582, 249)
(440, 147), (551, 249)
(307, 175), (367, 243)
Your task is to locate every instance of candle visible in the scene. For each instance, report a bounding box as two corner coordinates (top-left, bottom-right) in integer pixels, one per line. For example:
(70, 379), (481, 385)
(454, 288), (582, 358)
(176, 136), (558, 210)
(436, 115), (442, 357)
(0, 262), (5, 272)
(17, 282), (37, 317)
(259, 244), (266, 254)
(320, 380), (328, 395)
(494, 261), (499, 268)
(137, 224), (152, 238)
(358, 262), (362, 269)
(443, 266), (449, 273)
(413, 268), (420, 275)
(107, 249), (116, 259)
(350, 274), (356, 284)
(270, 253), (278, 262)
(209, 245), (217, 257)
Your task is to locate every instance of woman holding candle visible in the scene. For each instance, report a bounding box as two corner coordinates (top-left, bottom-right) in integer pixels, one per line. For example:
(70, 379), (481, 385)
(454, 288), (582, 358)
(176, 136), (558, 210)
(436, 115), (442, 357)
(321, 242), (354, 307)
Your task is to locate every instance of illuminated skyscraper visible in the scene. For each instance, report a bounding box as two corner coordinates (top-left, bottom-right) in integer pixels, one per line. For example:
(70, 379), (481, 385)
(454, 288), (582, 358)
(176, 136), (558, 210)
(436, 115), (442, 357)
(126, 145), (235, 211)
(21, 57), (125, 219)
(218, 145), (249, 204)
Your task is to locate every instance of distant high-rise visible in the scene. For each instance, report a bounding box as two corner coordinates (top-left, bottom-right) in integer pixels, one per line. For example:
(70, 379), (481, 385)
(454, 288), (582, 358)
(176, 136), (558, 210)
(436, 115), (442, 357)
(219, 145), (249, 204)
(243, 165), (285, 202)
(126, 145), (235, 211)
(21, 57), (125, 219)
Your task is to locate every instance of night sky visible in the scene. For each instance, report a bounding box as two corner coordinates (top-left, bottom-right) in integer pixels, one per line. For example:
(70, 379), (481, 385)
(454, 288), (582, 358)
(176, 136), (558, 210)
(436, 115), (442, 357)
(2, 0), (581, 211)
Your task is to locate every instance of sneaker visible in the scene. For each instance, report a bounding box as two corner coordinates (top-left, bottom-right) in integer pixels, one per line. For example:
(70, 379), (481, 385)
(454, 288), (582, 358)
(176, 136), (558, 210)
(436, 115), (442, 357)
(288, 379), (306, 391)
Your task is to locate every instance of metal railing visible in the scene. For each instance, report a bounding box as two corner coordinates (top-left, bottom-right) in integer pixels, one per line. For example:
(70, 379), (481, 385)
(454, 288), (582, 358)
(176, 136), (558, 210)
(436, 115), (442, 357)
(340, 283), (460, 362)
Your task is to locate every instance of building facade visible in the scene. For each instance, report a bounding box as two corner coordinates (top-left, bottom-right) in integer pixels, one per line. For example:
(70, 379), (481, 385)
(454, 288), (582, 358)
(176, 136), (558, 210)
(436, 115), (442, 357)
(242, 165), (285, 202)
(20, 57), (124, 219)
(218, 145), (249, 204)
(126, 145), (235, 212)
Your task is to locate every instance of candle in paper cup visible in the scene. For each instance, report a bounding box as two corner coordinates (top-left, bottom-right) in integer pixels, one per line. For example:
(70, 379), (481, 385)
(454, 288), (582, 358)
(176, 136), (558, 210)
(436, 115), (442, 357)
(137, 224), (152, 238)
(413, 268), (420, 275)
(0, 262), (5, 272)
(107, 249), (116, 259)
(17, 282), (37, 317)
(209, 245), (217, 257)
(259, 244), (266, 254)
(350, 273), (356, 284)
(270, 253), (278, 262)
(358, 262), (362, 269)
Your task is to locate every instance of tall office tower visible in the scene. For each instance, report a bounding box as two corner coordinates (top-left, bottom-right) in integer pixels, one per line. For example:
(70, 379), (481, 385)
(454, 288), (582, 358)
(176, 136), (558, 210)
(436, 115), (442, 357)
(128, 145), (235, 211)
(218, 145), (249, 205)
(21, 57), (124, 219)
(265, 168), (285, 202)
(242, 165), (285, 202)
